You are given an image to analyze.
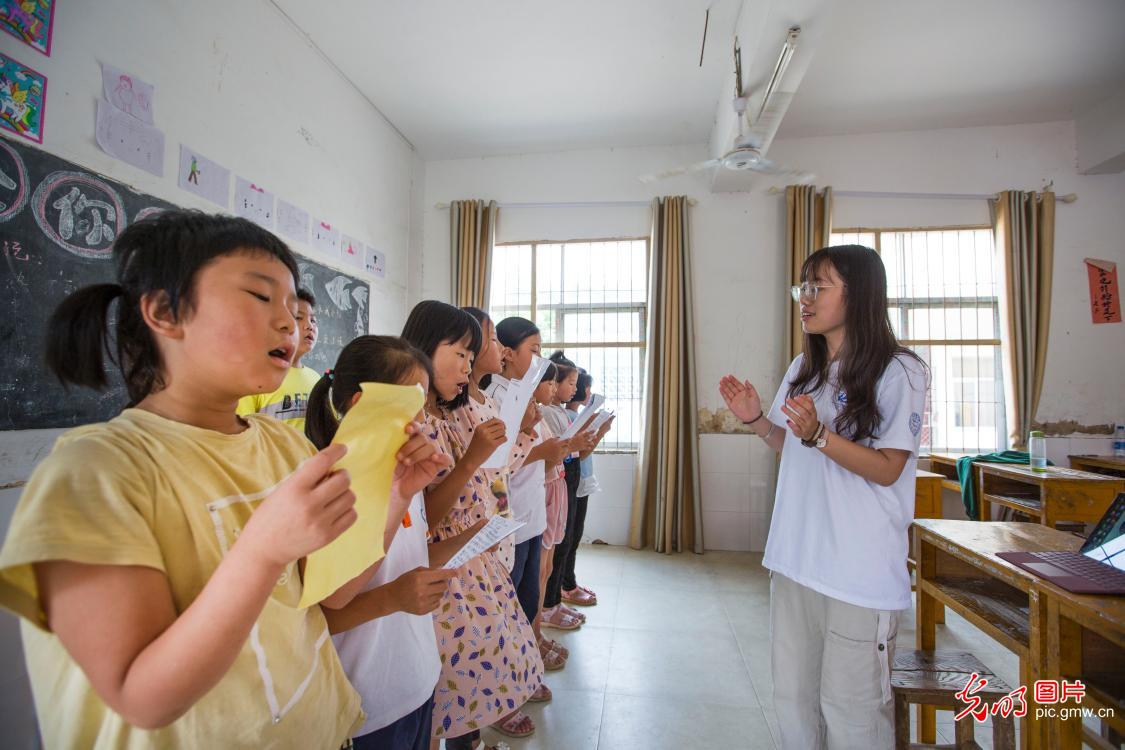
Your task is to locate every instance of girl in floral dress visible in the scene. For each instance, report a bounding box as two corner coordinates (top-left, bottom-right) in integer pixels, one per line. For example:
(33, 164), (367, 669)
(401, 301), (543, 749)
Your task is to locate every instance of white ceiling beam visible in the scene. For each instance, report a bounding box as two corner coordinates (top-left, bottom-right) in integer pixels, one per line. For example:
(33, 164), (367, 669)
(1075, 89), (1125, 175)
(706, 0), (837, 192)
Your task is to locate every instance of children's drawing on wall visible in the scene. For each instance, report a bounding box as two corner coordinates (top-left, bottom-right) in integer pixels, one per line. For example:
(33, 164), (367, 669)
(234, 177), (275, 230)
(178, 145), (229, 206)
(0, 137), (29, 221)
(95, 99), (165, 177)
(364, 245), (386, 278)
(312, 219), (339, 257)
(277, 198), (309, 245)
(0, 52), (46, 143)
(0, 0), (56, 56)
(341, 234), (363, 270)
(100, 64), (155, 125)
(31, 170), (125, 259)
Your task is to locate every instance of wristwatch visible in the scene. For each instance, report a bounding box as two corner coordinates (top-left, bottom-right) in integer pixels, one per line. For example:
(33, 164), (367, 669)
(801, 422), (828, 449)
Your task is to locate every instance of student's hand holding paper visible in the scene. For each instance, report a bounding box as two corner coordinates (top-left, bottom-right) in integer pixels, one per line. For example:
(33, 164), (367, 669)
(386, 566), (458, 615)
(392, 421), (452, 500)
(241, 443), (357, 568)
(520, 401), (541, 435)
(464, 417), (506, 469)
(571, 430), (597, 454)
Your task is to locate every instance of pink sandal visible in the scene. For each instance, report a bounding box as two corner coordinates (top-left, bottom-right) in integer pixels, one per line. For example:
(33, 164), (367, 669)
(538, 640), (566, 671)
(541, 605), (582, 631)
(528, 682), (553, 703)
(560, 603), (587, 623)
(542, 636), (569, 658)
(562, 586), (597, 606)
(493, 710), (535, 738)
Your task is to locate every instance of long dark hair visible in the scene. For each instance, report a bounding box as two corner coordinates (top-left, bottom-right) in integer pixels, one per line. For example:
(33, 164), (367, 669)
(495, 316), (539, 350)
(573, 368), (592, 403)
(401, 300), (482, 409)
(305, 335), (433, 448)
(548, 350), (577, 382)
(788, 244), (926, 443)
(462, 306), (494, 390)
(46, 210), (298, 406)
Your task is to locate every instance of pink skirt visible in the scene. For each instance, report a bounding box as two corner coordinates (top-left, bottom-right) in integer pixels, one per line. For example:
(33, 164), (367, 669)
(542, 477), (569, 548)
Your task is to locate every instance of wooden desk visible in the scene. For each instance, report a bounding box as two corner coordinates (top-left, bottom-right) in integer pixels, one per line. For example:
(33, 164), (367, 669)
(913, 519), (1078, 749)
(928, 452), (969, 494)
(1041, 581), (1125, 749)
(912, 471), (946, 622)
(976, 462), (1125, 529)
(1068, 454), (1125, 479)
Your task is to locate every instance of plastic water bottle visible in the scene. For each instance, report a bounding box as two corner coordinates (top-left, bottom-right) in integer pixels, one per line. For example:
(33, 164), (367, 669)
(1029, 430), (1047, 472)
(1114, 424), (1125, 457)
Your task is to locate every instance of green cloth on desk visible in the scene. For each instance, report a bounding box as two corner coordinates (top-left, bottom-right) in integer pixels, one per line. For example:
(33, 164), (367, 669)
(956, 451), (1046, 520)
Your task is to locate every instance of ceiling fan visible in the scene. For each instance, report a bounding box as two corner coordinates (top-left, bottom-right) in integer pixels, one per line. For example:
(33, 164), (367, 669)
(639, 27), (812, 184)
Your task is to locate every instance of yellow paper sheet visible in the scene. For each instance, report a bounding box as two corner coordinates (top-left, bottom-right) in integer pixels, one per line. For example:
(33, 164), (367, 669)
(297, 381), (425, 608)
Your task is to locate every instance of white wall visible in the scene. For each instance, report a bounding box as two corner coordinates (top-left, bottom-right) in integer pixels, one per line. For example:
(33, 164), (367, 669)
(420, 120), (1125, 552)
(0, 2), (416, 744)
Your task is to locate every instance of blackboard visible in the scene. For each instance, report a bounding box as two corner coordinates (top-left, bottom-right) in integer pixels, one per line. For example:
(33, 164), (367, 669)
(0, 135), (369, 430)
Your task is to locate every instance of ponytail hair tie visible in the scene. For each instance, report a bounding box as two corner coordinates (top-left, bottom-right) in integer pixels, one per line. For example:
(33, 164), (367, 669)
(324, 369), (335, 381)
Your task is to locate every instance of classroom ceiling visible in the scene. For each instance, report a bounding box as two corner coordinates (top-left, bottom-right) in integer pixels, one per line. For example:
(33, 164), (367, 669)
(776, 0), (1125, 139)
(274, 0), (1125, 160)
(273, 0), (745, 159)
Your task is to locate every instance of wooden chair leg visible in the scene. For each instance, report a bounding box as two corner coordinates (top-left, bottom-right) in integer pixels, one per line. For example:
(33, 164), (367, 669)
(953, 714), (977, 748)
(992, 715), (1016, 750)
(894, 694), (911, 750)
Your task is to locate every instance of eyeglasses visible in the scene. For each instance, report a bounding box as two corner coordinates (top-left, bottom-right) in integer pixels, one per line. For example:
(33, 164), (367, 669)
(790, 282), (845, 302)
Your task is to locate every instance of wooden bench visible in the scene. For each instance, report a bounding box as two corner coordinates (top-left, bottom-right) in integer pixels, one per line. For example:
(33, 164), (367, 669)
(893, 649), (1016, 750)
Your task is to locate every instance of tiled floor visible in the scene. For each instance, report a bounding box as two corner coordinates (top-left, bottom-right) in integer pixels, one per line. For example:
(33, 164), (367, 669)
(473, 544), (1024, 749)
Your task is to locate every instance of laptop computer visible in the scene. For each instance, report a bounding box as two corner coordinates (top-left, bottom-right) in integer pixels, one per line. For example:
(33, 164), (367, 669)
(997, 493), (1125, 595)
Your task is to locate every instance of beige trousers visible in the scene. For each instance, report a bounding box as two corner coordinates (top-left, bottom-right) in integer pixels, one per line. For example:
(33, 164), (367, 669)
(770, 572), (900, 750)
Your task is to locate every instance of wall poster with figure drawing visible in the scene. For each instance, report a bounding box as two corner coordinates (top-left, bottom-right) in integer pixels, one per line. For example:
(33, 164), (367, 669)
(0, 52), (46, 143)
(0, 134), (369, 430)
(0, 0), (56, 56)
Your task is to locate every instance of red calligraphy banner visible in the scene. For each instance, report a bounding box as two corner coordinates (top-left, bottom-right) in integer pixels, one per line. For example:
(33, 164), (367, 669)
(1085, 258), (1121, 324)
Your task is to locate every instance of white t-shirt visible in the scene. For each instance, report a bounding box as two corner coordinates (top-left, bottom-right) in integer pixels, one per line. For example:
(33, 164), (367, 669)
(762, 353), (928, 611)
(331, 493), (440, 736)
(486, 375), (547, 544)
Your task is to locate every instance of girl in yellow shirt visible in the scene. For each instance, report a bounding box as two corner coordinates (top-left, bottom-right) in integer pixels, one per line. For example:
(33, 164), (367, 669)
(0, 211), (435, 749)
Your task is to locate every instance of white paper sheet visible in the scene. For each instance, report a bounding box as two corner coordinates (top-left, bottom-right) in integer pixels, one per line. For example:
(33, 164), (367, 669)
(481, 355), (550, 469)
(312, 219), (339, 257)
(234, 177), (275, 230)
(276, 199), (309, 244)
(340, 234), (364, 269)
(95, 100), (164, 176)
(178, 145), (230, 206)
(560, 393), (605, 440)
(101, 63), (155, 124)
(583, 410), (615, 436)
(442, 515), (525, 570)
(365, 244), (386, 278)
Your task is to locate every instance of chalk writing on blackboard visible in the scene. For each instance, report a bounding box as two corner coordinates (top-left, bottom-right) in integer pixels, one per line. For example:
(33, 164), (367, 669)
(31, 170), (125, 259)
(0, 137), (28, 219)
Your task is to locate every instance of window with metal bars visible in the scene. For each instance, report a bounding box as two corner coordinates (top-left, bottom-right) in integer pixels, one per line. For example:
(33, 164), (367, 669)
(830, 227), (1006, 454)
(488, 238), (649, 451)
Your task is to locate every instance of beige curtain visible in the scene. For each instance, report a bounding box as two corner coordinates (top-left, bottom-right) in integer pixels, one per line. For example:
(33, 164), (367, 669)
(785, 185), (833, 362)
(991, 190), (1055, 450)
(629, 196), (703, 554)
(450, 199), (498, 308)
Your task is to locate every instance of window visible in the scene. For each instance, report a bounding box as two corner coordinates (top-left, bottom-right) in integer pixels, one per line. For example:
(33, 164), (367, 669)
(830, 228), (1005, 454)
(489, 239), (649, 450)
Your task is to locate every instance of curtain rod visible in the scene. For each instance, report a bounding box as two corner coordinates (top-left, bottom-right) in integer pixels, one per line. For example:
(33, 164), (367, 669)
(767, 187), (1077, 203)
(434, 199), (697, 209)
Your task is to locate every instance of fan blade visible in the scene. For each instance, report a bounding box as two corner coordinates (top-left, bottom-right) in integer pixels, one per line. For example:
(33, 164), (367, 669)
(638, 159), (720, 183)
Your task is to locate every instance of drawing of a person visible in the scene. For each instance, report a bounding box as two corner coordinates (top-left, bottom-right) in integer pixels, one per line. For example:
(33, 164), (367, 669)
(112, 75), (135, 114)
(188, 156), (201, 184)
